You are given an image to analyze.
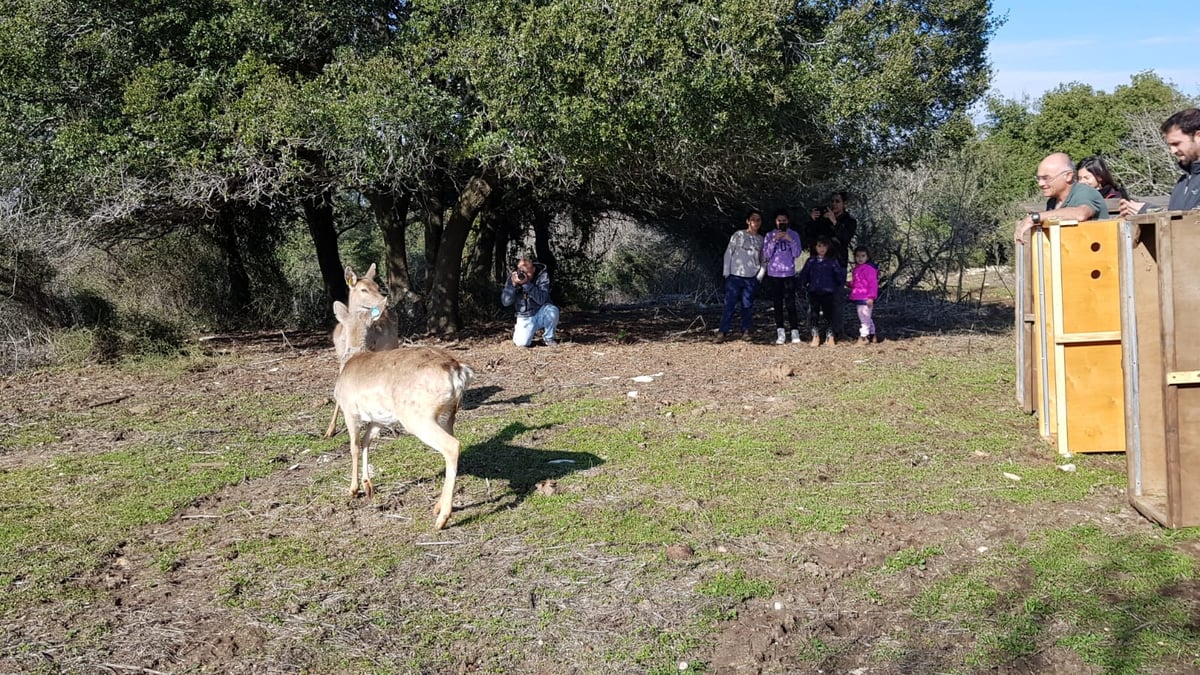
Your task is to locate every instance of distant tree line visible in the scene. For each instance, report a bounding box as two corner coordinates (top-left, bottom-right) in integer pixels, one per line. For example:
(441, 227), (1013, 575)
(4, 1), (1196, 366)
(1, 0), (996, 349)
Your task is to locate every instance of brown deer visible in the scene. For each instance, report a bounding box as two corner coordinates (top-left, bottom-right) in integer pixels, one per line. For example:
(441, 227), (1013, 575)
(324, 263), (398, 438)
(332, 300), (474, 529)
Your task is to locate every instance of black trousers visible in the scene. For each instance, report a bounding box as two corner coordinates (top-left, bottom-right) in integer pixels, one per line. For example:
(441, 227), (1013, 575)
(765, 276), (798, 329)
(808, 291), (835, 334)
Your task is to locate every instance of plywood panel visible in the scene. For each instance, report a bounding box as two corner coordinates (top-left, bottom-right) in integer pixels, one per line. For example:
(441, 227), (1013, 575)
(1175, 386), (1200, 525)
(1062, 342), (1126, 452)
(1132, 236), (1166, 495)
(1169, 224), (1200, 372)
(1124, 211), (1200, 527)
(1058, 220), (1122, 336)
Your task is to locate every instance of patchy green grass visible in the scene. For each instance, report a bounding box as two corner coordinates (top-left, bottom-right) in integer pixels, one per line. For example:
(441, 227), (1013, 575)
(907, 525), (1200, 671)
(697, 570), (775, 602)
(0, 389), (335, 614)
(1, 336), (1197, 674)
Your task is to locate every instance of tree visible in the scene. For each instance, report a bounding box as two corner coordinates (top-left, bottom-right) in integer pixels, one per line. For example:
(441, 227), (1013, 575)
(2, 0), (999, 335)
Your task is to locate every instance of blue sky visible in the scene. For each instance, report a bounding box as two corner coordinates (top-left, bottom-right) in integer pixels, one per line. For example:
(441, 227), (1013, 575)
(986, 2), (1200, 103)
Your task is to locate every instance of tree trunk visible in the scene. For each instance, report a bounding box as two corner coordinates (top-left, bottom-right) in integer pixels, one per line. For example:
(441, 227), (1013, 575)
(463, 206), (498, 293)
(531, 204), (557, 281)
(426, 172), (494, 334)
(366, 189), (418, 307)
(423, 193), (444, 294)
(303, 192), (346, 308)
(492, 222), (511, 283)
(216, 212), (252, 316)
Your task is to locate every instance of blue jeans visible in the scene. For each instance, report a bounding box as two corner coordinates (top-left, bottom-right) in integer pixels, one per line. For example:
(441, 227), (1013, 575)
(513, 304), (560, 346)
(719, 275), (758, 333)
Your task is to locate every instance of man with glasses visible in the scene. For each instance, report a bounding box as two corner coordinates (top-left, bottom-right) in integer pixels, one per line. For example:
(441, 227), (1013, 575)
(1014, 152), (1108, 243)
(1119, 108), (1200, 217)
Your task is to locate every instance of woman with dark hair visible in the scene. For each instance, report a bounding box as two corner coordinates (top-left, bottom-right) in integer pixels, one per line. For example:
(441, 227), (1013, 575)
(1076, 156), (1128, 200)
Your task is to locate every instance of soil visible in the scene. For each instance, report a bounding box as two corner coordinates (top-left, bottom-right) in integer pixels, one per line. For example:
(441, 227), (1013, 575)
(0, 291), (1186, 674)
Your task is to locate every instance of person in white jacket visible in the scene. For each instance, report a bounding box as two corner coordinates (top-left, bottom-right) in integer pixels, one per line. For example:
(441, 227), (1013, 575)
(717, 209), (765, 342)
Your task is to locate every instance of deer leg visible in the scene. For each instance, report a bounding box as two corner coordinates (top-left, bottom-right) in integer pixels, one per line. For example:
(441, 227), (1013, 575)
(407, 418), (461, 529)
(324, 402), (340, 438)
(362, 424), (381, 498)
(345, 412), (362, 498)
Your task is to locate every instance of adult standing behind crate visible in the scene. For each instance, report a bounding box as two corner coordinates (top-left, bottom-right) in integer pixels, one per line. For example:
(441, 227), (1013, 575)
(1013, 152), (1108, 243)
(1119, 108), (1200, 217)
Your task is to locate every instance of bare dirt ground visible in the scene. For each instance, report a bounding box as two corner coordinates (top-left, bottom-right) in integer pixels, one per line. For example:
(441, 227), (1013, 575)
(2, 285), (1176, 674)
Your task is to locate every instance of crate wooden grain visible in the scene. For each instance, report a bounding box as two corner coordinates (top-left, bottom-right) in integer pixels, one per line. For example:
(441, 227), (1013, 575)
(1028, 218), (1125, 455)
(1120, 210), (1200, 528)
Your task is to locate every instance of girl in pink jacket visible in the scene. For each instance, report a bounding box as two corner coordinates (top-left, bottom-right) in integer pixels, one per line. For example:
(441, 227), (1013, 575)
(849, 246), (879, 344)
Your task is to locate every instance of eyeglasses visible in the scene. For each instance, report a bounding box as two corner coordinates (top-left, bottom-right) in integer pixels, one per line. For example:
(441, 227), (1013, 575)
(1034, 170), (1070, 184)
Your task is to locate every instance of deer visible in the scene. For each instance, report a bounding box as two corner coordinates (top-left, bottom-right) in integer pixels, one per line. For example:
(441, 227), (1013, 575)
(324, 263), (399, 438)
(331, 300), (474, 530)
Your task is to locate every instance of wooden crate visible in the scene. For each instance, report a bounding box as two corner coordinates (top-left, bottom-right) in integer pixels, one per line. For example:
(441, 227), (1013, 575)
(1120, 211), (1200, 528)
(1029, 218), (1125, 455)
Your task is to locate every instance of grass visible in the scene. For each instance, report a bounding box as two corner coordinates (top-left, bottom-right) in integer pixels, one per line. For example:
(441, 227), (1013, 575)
(1, 335), (1198, 674)
(905, 526), (1200, 671)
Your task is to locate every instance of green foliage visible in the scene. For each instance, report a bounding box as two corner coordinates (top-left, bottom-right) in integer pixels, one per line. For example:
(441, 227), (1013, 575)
(2, 0), (999, 333)
(980, 71), (1198, 203)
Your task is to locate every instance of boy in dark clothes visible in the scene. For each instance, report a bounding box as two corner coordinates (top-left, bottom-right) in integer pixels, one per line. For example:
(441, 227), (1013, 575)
(797, 237), (844, 346)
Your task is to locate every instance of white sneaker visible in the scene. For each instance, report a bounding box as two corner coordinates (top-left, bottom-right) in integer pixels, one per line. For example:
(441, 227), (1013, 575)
(775, 328), (786, 345)
(790, 329), (801, 344)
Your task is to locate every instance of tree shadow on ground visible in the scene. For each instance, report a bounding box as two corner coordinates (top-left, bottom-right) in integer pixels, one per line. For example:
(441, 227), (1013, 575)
(454, 421), (604, 527)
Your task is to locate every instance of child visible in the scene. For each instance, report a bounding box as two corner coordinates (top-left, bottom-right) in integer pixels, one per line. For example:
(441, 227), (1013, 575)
(797, 237), (843, 346)
(849, 246), (879, 344)
(761, 209), (804, 344)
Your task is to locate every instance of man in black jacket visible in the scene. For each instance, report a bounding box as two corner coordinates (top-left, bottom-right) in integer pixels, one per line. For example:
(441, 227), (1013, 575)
(821, 192), (857, 337)
(501, 256), (561, 347)
(1120, 108), (1200, 217)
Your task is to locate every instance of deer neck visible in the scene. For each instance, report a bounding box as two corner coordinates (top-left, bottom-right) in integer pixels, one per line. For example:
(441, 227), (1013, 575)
(343, 309), (382, 358)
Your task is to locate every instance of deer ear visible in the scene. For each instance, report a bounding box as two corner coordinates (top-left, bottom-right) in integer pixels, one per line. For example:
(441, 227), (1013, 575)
(344, 266), (357, 287)
(364, 263), (377, 281)
(333, 301), (350, 322)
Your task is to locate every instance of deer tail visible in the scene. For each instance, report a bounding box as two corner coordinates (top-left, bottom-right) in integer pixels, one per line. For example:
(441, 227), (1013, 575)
(450, 363), (474, 404)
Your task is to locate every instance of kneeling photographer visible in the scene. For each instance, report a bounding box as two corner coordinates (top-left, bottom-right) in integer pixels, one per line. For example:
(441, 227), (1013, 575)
(500, 255), (560, 347)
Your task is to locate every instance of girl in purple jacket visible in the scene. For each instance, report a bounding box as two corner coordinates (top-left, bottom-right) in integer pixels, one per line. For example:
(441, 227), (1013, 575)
(849, 246), (879, 344)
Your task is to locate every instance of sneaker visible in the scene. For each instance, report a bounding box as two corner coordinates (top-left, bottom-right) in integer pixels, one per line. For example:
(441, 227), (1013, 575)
(809, 330), (820, 347)
(775, 328), (786, 345)
(790, 329), (801, 344)
(715, 332), (728, 344)
(825, 332), (836, 346)
(543, 337), (558, 347)
(741, 330), (753, 342)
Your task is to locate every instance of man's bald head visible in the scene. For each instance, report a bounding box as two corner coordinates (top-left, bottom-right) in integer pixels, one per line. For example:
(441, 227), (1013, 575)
(1039, 152), (1074, 176)
(1036, 152), (1076, 200)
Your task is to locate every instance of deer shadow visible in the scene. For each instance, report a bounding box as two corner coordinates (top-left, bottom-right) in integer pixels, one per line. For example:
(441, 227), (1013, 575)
(453, 421), (604, 527)
(462, 385), (531, 409)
